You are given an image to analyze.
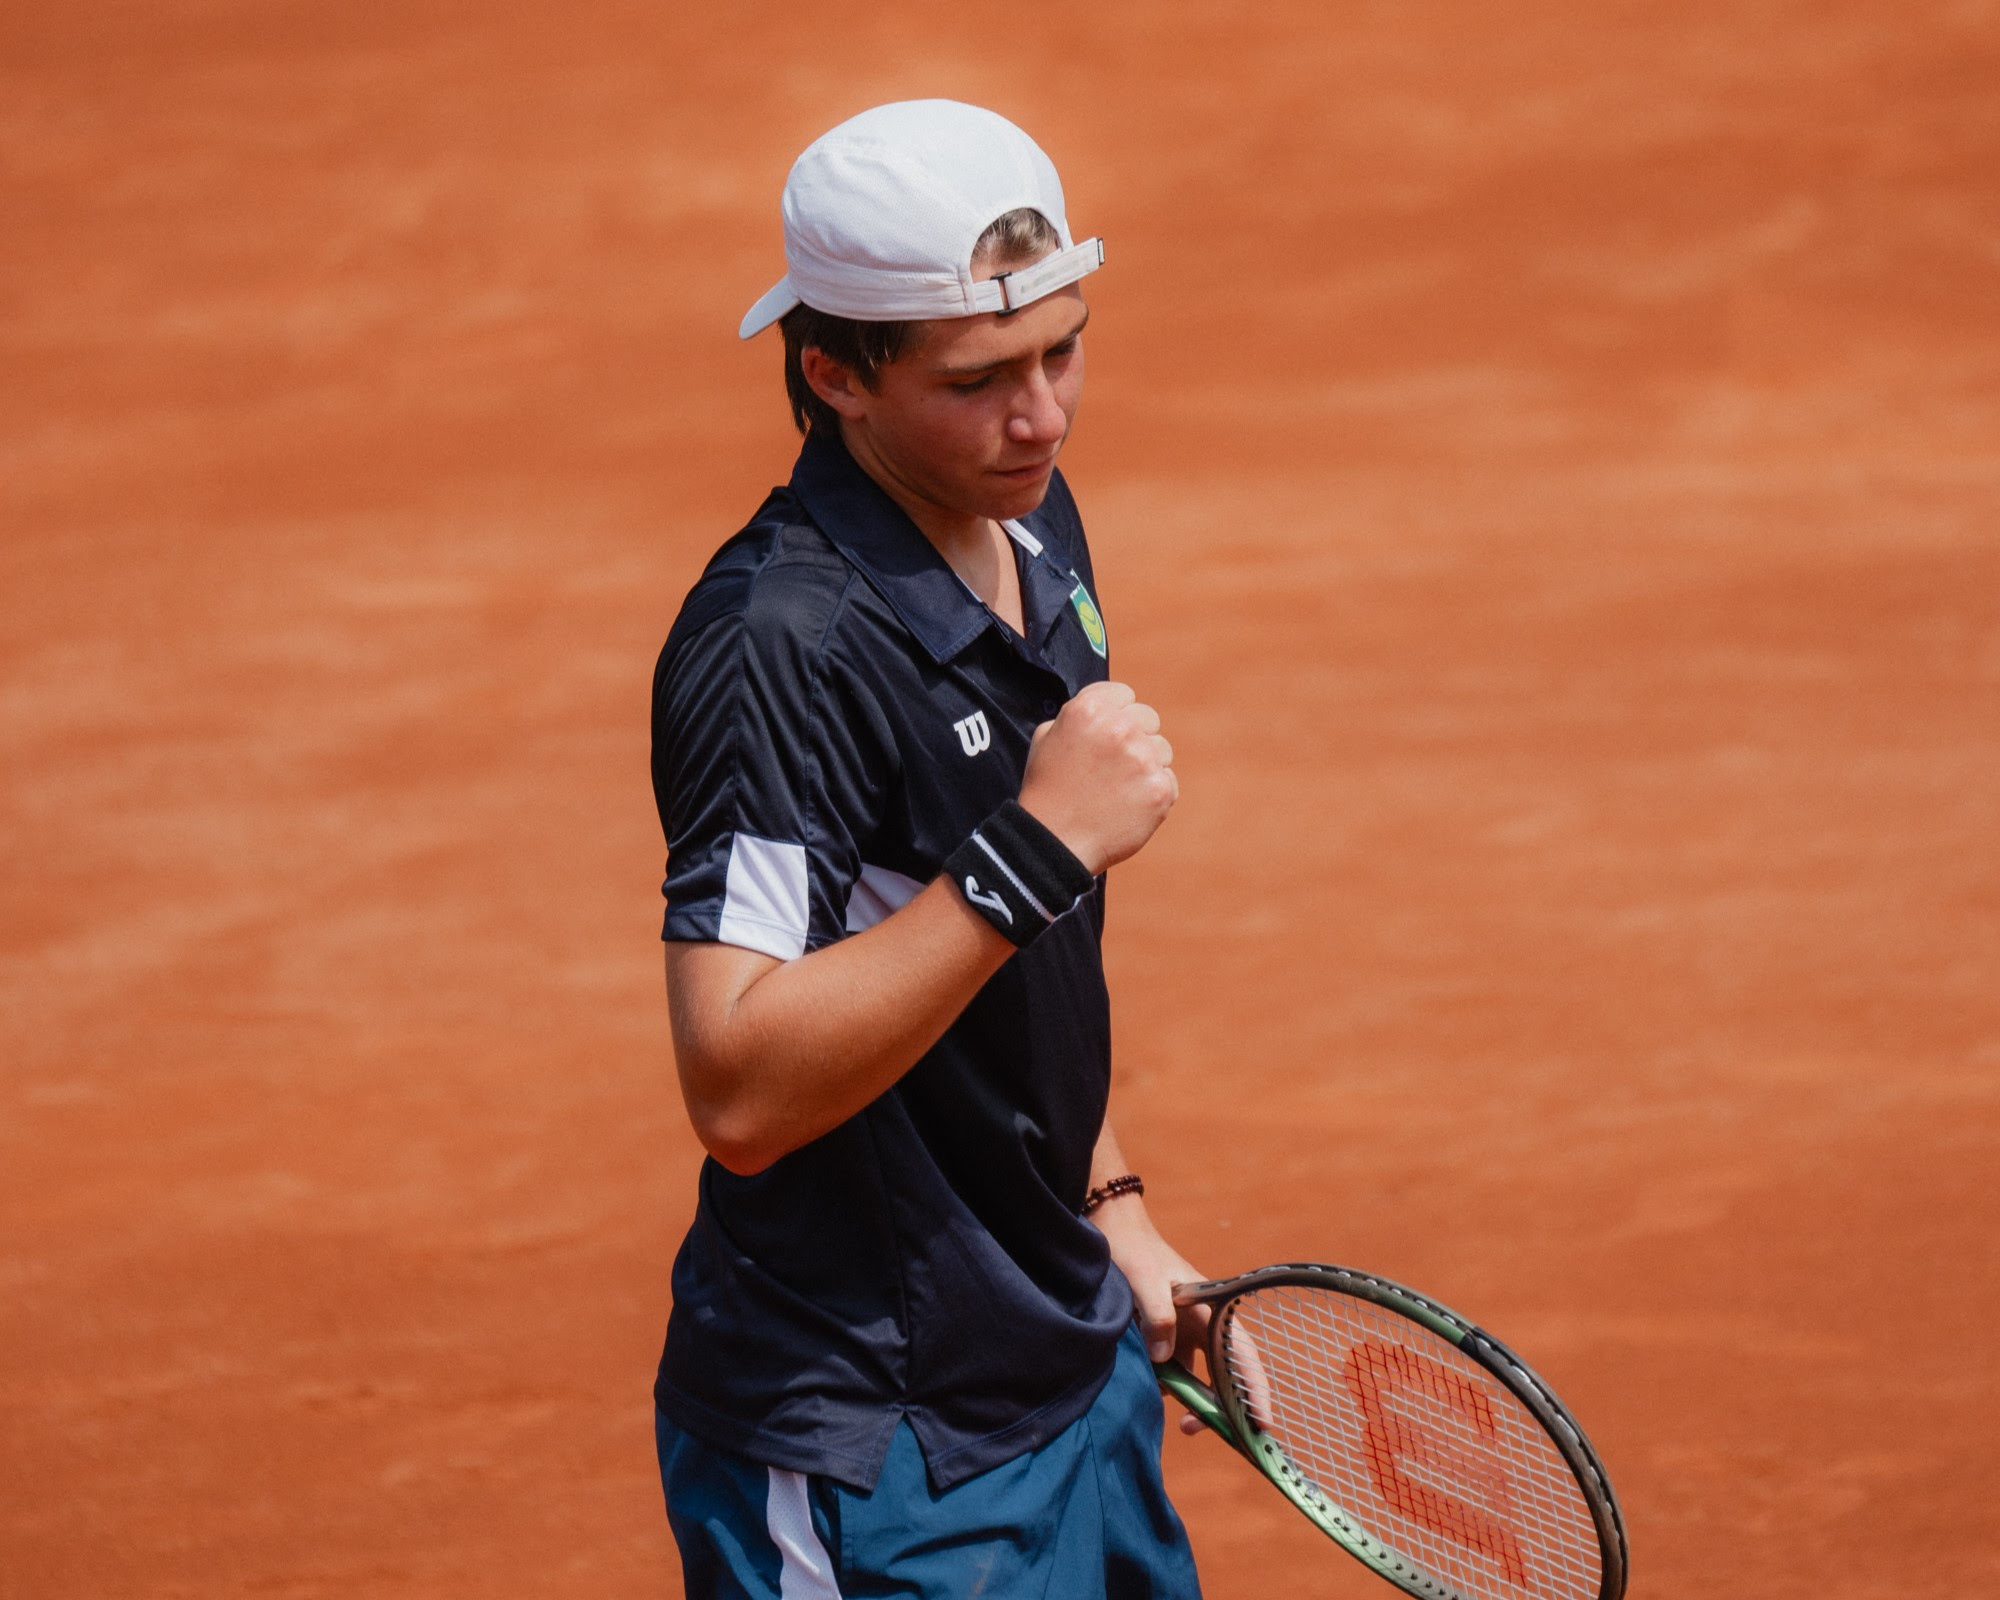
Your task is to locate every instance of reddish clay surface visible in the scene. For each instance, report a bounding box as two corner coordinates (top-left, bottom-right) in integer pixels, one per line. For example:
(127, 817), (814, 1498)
(4, 3), (1997, 1596)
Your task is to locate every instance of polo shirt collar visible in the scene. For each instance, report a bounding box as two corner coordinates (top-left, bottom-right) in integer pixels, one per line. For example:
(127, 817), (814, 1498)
(790, 427), (1049, 667)
(1009, 521), (1089, 662)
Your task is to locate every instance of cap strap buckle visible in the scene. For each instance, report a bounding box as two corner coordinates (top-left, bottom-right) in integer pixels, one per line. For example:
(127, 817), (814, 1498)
(973, 237), (1106, 315)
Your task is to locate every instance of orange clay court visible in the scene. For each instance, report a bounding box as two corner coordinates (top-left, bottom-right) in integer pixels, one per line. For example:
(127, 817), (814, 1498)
(3, 3), (1996, 1596)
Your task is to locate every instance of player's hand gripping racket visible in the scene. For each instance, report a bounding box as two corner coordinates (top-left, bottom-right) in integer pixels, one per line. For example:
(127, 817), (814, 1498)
(1155, 1264), (1627, 1600)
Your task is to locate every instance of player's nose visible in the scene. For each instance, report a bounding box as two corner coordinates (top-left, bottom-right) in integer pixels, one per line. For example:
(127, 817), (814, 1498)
(1006, 368), (1069, 445)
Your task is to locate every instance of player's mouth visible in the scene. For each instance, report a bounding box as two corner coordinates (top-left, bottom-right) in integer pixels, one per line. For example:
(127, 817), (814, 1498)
(993, 456), (1057, 483)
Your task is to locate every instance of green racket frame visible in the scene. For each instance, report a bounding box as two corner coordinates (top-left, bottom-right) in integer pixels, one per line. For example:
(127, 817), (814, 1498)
(1154, 1263), (1627, 1600)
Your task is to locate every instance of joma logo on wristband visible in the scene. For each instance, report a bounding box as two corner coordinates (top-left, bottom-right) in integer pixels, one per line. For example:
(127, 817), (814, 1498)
(962, 876), (1013, 924)
(944, 801), (1096, 948)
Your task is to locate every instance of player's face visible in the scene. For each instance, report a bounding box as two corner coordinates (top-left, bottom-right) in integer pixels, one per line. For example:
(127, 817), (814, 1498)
(847, 275), (1088, 527)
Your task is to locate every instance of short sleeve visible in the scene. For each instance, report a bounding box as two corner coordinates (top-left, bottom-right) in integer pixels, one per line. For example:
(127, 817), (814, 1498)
(651, 539), (896, 960)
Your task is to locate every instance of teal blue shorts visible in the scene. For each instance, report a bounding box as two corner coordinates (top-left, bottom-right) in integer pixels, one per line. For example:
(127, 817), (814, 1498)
(656, 1323), (1202, 1598)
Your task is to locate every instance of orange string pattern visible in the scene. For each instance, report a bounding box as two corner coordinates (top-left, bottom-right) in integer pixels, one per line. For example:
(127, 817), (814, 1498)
(1225, 1286), (1603, 1600)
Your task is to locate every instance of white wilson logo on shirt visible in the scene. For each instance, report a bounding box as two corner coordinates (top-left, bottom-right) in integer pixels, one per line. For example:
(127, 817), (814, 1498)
(953, 710), (992, 757)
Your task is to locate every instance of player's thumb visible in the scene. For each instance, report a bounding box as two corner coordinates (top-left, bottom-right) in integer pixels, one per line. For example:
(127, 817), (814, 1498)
(1133, 1284), (1177, 1363)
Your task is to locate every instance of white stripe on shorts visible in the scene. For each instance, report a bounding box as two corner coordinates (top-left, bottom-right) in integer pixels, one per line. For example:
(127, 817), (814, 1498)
(765, 1467), (840, 1598)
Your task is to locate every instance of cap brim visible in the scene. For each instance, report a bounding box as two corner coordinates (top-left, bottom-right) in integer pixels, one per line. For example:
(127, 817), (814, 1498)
(739, 276), (799, 340)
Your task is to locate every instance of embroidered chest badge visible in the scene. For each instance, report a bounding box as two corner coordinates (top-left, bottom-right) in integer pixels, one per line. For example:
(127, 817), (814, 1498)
(1067, 581), (1108, 659)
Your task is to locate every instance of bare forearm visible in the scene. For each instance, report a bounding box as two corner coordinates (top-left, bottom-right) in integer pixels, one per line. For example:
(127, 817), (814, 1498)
(1089, 1120), (1136, 1193)
(668, 877), (1012, 1173)
(668, 677), (1178, 1176)
(1088, 1118), (1208, 1370)
(1086, 1120), (1165, 1274)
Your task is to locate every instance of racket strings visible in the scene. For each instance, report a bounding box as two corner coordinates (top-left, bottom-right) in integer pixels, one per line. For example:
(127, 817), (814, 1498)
(1223, 1286), (1603, 1600)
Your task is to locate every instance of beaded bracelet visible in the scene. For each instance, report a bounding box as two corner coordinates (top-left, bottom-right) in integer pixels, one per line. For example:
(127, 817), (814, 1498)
(1080, 1173), (1145, 1216)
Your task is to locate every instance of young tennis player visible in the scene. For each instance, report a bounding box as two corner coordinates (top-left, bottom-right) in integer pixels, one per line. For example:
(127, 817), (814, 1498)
(649, 99), (1205, 1597)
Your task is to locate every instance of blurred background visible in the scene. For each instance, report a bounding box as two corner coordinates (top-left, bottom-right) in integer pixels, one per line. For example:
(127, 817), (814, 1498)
(4, 2), (1996, 1594)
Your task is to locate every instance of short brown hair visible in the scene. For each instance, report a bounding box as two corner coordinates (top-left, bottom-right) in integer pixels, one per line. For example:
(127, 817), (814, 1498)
(778, 207), (1064, 436)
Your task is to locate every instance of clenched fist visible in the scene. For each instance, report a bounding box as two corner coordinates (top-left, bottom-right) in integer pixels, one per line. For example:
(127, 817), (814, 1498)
(1016, 681), (1177, 875)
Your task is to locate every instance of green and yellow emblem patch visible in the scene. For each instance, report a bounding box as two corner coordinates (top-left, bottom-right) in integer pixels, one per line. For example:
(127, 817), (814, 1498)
(1068, 581), (1108, 659)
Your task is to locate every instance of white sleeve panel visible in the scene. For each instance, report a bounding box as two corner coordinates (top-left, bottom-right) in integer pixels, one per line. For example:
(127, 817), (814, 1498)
(843, 862), (926, 933)
(718, 834), (811, 961)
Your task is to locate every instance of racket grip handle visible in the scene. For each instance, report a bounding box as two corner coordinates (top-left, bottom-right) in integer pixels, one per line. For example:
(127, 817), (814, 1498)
(1153, 1359), (1240, 1450)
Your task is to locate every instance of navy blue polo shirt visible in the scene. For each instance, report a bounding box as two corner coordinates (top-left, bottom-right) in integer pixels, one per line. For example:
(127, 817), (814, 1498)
(650, 427), (1130, 1492)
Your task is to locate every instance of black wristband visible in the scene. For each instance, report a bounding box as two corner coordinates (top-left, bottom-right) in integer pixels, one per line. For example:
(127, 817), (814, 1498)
(944, 800), (1096, 947)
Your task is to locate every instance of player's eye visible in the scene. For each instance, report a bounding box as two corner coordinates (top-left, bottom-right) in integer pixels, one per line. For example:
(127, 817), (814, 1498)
(948, 374), (996, 393)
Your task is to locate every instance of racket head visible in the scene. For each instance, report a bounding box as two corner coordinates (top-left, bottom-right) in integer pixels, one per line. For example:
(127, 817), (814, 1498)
(1186, 1264), (1627, 1600)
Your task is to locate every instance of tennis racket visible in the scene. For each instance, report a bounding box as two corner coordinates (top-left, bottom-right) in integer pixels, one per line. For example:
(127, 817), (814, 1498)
(1155, 1264), (1626, 1600)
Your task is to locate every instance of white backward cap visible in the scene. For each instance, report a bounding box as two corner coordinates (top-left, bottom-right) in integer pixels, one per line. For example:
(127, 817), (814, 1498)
(739, 99), (1105, 340)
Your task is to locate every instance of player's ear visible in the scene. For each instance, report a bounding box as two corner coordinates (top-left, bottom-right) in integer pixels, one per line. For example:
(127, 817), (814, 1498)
(799, 346), (870, 419)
